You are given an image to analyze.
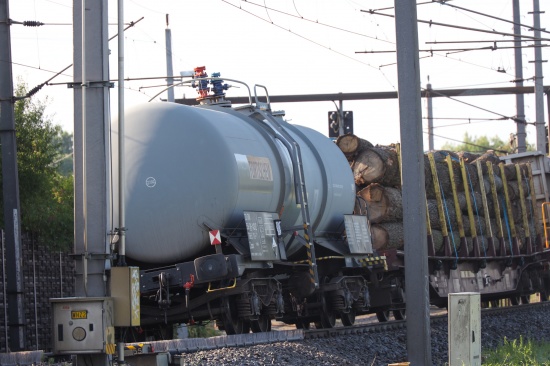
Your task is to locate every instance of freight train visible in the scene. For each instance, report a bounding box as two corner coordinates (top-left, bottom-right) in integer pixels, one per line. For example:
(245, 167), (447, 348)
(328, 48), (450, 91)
(118, 69), (550, 340)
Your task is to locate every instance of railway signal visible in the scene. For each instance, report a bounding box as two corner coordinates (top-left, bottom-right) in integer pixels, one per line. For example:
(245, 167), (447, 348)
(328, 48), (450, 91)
(328, 111), (353, 138)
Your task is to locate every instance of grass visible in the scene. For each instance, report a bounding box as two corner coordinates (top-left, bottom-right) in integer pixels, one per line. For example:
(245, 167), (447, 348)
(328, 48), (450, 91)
(187, 321), (222, 338)
(482, 336), (550, 365)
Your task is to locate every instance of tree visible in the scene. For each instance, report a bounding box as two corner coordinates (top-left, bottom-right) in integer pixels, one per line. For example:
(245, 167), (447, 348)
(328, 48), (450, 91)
(0, 80), (73, 250)
(440, 132), (535, 154)
(52, 130), (73, 176)
(440, 133), (510, 154)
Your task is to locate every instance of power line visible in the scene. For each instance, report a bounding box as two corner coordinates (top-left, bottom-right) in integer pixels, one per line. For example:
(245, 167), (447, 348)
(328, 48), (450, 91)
(436, 0), (550, 35)
(356, 43), (549, 54)
(423, 116), (506, 121)
(7, 60), (72, 78)
(8, 17), (144, 101)
(42, 0), (72, 8)
(234, 0), (394, 45)
(220, 0), (397, 90)
(430, 52), (513, 77)
(363, 9), (550, 42)
(426, 39), (528, 44)
(422, 117), (509, 129)
(369, 0), (439, 12)
(424, 88), (533, 125)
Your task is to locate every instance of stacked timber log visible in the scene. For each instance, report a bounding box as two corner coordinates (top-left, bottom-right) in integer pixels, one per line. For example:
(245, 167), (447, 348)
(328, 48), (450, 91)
(336, 134), (539, 256)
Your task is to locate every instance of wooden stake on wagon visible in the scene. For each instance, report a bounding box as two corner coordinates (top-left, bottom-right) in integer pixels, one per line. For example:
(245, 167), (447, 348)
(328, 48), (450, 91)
(488, 161), (506, 256)
(428, 153), (451, 258)
(500, 162), (520, 256)
(476, 160), (496, 257)
(446, 154), (467, 258)
(460, 157), (479, 257)
(516, 164), (532, 254)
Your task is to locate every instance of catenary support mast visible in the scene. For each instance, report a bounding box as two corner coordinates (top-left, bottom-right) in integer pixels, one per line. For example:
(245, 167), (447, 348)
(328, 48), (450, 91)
(394, 1), (432, 364)
(0, 0), (26, 351)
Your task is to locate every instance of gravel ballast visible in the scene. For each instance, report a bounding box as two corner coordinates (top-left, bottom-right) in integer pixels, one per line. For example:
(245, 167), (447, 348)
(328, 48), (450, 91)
(176, 304), (550, 366)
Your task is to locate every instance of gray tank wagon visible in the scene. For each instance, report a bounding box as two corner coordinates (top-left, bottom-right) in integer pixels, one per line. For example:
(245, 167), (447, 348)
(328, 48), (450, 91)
(124, 73), (385, 337)
(118, 70), (550, 342)
(122, 102), (355, 264)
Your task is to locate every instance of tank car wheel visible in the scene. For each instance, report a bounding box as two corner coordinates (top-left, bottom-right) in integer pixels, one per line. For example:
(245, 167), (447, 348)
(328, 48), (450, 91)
(521, 295), (531, 304)
(250, 314), (272, 333)
(540, 292), (548, 302)
(393, 309), (406, 320)
(510, 296), (521, 306)
(314, 310), (336, 329)
(340, 309), (356, 326)
(490, 300), (499, 308)
(221, 297), (247, 335)
(317, 293), (336, 329)
(376, 310), (391, 322)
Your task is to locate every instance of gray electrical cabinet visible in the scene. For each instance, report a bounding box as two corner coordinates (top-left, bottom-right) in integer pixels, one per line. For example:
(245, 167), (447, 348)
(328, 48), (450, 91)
(111, 266), (140, 327)
(448, 292), (481, 366)
(51, 297), (115, 354)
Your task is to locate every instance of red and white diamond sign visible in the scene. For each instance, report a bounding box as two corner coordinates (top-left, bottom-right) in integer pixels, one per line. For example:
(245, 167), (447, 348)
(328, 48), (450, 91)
(209, 230), (221, 245)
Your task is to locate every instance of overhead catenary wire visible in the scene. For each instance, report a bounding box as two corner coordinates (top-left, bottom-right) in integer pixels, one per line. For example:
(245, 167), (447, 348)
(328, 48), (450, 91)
(363, 9), (550, 42)
(368, 0), (440, 12)
(436, 0), (550, 36)
(220, 0), (397, 90)
(8, 17), (144, 100)
(227, 0), (526, 81)
(426, 120), (509, 129)
(423, 88), (533, 125)
(357, 43), (548, 55)
(426, 39), (528, 44)
(233, 0), (394, 45)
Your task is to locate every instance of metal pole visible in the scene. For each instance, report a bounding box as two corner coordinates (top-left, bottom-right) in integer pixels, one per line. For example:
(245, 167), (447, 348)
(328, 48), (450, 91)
(0, 0), (26, 351)
(394, 1), (432, 365)
(338, 99), (344, 136)
(118, 0), (126, 266)
(1, 231), (8, 352)
(32, 238), (38, 349)
(74, 0), (110, 297)
(427, 81), (434, 151)
(73, 0), (111, 361)
(513, 0), (527, 152)
(532, 0), (546, 153)
(165, 14), (174, 102)
(81, 0), (89, 296)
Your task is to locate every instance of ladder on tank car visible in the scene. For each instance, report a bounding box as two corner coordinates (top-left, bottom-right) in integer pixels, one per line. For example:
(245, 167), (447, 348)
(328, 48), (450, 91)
(247, 85), (320, 291)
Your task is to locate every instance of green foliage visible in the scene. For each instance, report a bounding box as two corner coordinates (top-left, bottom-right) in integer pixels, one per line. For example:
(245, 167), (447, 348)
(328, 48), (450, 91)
(483, 336), (550, 365)
(187, 322), (221, 338)
(440, 132), (535, 154)
(0, 79), (74, 251)
(52, 130), (73, 176)
(440, 133), (510, 153)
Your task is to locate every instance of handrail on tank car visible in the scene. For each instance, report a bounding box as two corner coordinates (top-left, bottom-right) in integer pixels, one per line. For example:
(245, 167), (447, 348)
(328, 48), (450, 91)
(254, 84), (271, 111)
(148, 77), (253, 105)
(542, 202), (550, 248)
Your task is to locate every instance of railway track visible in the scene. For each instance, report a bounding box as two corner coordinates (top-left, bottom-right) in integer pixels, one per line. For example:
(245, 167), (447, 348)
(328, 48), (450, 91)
(126, 300), (550, 355)
(304, 301), (550, 339)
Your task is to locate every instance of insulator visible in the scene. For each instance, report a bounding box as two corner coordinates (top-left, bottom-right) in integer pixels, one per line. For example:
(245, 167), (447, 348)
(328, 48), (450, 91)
(26, 84), (44, 98)
(23, 21), (44, 27)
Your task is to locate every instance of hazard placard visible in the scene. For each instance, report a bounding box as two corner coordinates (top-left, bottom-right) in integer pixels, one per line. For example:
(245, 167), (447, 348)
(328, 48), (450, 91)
(209, 230), (221, 245)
